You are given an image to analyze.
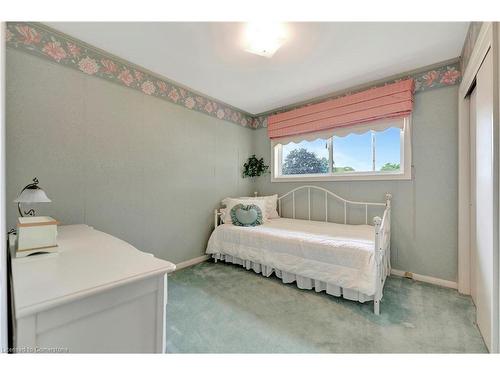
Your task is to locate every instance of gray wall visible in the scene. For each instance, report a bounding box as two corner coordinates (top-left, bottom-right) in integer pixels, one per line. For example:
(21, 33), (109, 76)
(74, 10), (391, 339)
(6, 48), (460, 281)
(252, 86), (459, 282)
(6, 49), (254, 264)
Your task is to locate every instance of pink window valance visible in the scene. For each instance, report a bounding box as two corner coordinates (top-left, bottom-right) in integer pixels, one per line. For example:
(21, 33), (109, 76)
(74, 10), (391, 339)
(268, 79), (415, 139)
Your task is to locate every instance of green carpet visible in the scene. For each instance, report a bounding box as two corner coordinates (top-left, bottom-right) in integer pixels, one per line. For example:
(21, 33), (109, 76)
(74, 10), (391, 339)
(166, 261), (487, 353)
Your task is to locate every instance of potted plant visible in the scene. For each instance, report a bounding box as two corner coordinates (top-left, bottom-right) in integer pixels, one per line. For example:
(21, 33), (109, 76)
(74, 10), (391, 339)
(242, 155), (269, 178)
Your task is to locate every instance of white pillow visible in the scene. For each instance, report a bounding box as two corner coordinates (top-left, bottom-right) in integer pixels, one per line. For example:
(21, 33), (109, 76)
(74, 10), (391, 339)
(239, 194), (279, 219)
(221, 198), (268, 224)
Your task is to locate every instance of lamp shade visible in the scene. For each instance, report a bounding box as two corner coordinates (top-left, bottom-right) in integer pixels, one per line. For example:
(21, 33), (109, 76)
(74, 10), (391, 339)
(14, 188), (51, 203)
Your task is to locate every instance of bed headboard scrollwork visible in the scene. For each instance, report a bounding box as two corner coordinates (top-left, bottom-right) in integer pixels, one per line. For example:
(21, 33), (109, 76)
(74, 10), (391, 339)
(277, 185), (391, 225)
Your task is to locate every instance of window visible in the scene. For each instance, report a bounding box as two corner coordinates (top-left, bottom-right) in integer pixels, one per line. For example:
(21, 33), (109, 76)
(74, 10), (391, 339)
(272, 117), (411, 181)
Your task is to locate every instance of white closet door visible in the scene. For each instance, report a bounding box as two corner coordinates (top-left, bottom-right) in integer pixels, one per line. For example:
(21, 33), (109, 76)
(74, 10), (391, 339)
(470, 87), (477, 305)
(474, 48), (495, 352)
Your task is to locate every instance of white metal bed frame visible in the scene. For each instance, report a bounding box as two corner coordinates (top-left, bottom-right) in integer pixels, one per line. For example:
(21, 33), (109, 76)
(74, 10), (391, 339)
(213, 185), (392, 314)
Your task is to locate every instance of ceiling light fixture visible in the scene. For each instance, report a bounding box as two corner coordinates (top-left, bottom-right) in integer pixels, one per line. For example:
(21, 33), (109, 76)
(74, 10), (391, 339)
(243, 22), (287, 58)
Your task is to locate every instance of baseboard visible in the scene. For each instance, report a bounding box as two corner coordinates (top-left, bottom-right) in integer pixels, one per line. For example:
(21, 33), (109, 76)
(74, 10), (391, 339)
(391, 269), (458, 289)
(175, 255), (210, 271)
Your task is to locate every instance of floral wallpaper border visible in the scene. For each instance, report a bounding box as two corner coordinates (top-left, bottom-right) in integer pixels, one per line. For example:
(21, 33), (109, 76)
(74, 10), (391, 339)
(253, 61), (462, 128)
(6, 22), (461, 130)
(6, 22), (257, 128)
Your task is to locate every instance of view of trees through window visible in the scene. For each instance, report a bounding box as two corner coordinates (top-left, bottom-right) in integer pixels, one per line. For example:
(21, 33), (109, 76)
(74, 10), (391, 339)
(280, 127), (401, 175)
(282, 148), (329, 175)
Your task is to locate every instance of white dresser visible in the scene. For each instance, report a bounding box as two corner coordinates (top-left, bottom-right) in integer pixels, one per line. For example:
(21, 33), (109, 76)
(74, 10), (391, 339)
(10, 224), (176, 353)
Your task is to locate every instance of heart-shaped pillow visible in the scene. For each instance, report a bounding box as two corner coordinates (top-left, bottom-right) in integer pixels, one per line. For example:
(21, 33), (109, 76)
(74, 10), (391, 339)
(230, 204), (263, 227)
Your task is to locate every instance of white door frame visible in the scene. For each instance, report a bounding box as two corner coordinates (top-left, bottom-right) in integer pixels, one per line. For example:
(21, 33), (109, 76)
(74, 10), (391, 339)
(0, 22), (8, 353)
(457, 21), (499, 353)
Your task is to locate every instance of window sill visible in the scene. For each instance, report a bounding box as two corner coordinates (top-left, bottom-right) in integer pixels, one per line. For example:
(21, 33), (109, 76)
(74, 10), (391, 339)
(271, 171), (411, 182)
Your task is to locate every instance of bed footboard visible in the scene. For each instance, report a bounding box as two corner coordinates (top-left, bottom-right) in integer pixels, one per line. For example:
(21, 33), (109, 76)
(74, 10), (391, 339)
(373, 193), (392, 315)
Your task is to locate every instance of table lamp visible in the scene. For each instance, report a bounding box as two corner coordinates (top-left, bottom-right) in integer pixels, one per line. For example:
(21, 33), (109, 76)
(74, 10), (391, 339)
(14, 177), (51, 217)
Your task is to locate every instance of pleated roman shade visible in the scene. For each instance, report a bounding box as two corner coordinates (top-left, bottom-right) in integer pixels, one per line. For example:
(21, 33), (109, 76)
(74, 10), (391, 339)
(268, 79), (415, 139)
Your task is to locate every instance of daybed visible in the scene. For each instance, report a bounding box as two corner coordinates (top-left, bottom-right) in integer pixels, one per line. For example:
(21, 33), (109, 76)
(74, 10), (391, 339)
(206, 186), (391, 314)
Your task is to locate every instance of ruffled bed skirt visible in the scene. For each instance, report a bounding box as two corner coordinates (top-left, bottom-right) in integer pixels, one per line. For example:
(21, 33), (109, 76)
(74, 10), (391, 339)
(211, 253), (373, 303)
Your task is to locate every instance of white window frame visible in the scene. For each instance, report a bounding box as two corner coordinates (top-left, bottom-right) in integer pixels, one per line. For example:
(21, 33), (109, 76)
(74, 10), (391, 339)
(271, 117), (412, 182)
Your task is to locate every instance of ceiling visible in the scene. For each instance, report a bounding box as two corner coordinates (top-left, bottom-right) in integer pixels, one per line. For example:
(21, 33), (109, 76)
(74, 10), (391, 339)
(46, 22), (469, 115)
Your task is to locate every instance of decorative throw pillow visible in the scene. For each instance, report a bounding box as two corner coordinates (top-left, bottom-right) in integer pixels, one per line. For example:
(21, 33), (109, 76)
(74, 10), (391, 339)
(221, 198), (268, 224)
(230, 204), (263, 227)
(239, 194), (280, 219)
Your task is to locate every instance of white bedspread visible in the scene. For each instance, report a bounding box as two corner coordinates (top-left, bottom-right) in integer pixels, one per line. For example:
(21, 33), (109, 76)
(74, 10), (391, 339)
(206, 218), (378, 296)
